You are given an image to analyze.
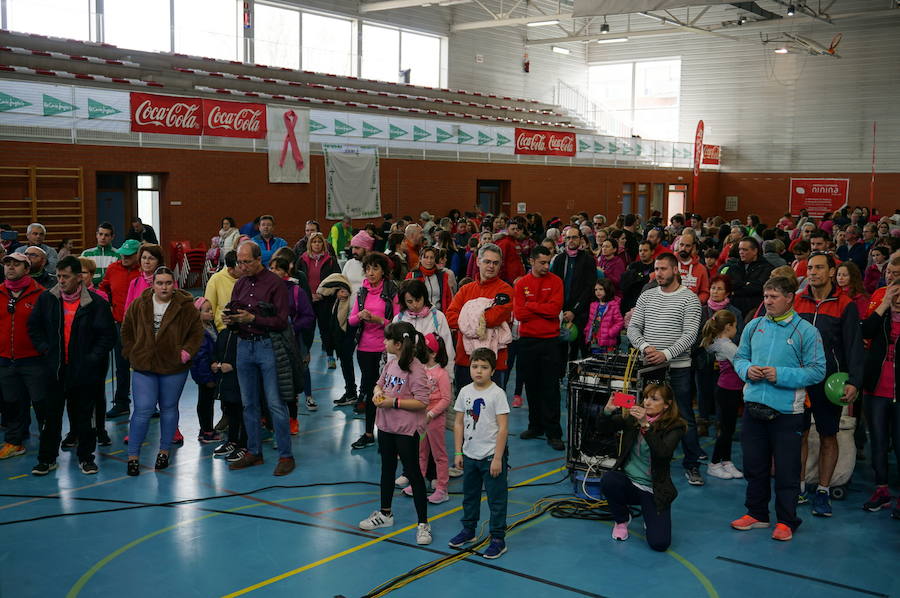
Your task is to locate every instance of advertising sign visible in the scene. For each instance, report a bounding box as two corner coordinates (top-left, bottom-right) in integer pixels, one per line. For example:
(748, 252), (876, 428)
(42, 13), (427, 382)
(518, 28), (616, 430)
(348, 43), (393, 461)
(202, 98), (266, 139)
(513, 127), (576, 157)
(789, 178), (850, 218)
(130, 92), (202, 135)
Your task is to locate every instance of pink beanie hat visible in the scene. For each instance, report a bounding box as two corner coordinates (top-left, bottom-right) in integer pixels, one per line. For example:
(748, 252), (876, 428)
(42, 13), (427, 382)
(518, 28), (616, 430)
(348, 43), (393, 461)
(350, 231), (375, 250)
(194, 296), (208, 310)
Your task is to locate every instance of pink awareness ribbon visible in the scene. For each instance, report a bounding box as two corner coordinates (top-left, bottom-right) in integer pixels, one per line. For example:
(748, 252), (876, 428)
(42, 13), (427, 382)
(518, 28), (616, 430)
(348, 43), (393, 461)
(278, 110), (305, 171)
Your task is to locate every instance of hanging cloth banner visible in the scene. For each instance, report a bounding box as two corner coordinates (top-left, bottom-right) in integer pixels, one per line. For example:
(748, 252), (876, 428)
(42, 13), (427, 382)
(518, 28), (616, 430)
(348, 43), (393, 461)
(202, 98), (266, 139)
(323, 143), (381, 220)
(267, 105), (310, 183)
(690, 120), (704, 212)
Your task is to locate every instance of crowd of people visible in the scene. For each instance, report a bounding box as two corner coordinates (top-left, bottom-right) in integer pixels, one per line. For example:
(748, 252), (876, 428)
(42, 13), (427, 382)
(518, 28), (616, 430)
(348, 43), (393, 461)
(0, 203), (898, 555)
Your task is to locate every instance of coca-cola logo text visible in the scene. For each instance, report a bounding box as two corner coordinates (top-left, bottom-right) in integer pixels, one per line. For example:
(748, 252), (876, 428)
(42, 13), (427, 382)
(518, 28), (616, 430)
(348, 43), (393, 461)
(513, 128), (576, 156)
(206, 106), (263, 133)
(134, 100), (200, 129)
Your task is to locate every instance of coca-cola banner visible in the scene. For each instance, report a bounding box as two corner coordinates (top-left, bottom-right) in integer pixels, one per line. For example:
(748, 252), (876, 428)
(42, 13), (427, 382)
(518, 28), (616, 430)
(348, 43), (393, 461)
(202, 98), (266, 139)
(514, 127), (576, 157)
(130, 92), (202, 135)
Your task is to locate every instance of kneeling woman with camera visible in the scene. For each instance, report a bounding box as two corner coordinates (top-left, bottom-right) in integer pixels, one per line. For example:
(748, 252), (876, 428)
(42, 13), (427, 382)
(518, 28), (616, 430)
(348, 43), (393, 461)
(598, 383), (687, 552)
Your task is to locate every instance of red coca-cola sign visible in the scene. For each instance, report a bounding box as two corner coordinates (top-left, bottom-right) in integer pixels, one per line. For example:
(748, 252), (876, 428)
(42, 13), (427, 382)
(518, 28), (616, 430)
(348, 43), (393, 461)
(130, 92), (202, 135)
(514, 128), (576, 157)
(702, 144), (721, 165)
(202, 98), (267, 139)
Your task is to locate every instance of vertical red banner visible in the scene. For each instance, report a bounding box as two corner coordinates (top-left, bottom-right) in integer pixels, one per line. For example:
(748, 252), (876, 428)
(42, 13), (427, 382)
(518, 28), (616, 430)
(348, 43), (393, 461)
(691, 120), (704, 213)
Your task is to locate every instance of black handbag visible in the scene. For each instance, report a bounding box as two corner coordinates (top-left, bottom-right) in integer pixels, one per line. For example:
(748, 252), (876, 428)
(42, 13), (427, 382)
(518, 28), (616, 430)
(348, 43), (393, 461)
(745, 401), (779, 421)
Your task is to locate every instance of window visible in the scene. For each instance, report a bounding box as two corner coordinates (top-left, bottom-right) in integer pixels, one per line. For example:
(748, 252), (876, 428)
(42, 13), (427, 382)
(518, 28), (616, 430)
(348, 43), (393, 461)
(6, 0), (91, 41)
(302, 13), (354, 76)
(401, 31), (441, 87)
(589, 59), (681, 141)
(174, 0), (240, 61)
(361, 24), (400, 82)
(254, 3), (300, 69)
(136, 174), (160, 240)
(104, 0), (171, 53)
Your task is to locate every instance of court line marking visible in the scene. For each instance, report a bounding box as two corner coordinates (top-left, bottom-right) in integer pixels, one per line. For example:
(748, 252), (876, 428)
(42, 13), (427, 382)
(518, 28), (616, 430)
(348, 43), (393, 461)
(220, 466), (567, 598)
(7, 474), (28, 480)
(716, 556), (887, 597)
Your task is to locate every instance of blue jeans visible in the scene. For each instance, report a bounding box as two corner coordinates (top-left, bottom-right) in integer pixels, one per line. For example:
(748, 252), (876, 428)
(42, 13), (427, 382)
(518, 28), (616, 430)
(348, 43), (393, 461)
(128, 370), (189, 457)
(237, 338), (292, 459)
(461, 452), (508, 539)
(669, 366), (701, 470)
(599, 470), (671, 552)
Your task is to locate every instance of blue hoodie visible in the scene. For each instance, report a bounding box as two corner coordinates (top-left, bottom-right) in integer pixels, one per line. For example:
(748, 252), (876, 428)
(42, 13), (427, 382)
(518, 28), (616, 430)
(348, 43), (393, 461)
(734, 311), (826, 414)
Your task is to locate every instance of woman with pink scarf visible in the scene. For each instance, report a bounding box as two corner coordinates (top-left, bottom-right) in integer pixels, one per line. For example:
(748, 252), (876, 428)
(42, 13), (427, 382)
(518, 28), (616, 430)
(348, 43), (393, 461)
(125, 244), (176, 310)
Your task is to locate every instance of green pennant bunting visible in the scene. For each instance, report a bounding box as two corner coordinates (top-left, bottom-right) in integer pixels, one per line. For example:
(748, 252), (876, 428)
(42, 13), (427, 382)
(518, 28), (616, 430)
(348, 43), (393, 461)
(478, 131), (493, 145)
(579, 140), (590, 152)
(436, 127), (453, 142)
(389, 124), (408, 139)
(608, 142), (619, 154)
(457, 129), (473, 143)
(362, 122), (382, 138)
(621, 144), (631, 156)
(634, 143), (642, 156)
(87, 98), (120, 119)
(309, 119), (327, 132)
(0, 92), (31, 112)
(334, 119), (355, 135)
(43, 94), (77, 117)
(593, 141), (605, 153)
(413, 126), (430, 141)
(496, 133), (510, 146)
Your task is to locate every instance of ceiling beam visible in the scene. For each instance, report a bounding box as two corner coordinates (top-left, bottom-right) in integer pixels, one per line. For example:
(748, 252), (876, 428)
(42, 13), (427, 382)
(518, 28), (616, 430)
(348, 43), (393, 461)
(452, 12), (574, 31)
(358, 0), (471, 13)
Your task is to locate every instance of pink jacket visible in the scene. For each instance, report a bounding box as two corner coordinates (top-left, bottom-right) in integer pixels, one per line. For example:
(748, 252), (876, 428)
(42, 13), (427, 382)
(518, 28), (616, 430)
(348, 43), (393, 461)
(597, 254), (626, 293)
(125, 273), (178, 310)
(425, 364), (452, 417)
(584, 298), (624, 348)
(348, 278), (400, 353)
(376, 357), (429, 436)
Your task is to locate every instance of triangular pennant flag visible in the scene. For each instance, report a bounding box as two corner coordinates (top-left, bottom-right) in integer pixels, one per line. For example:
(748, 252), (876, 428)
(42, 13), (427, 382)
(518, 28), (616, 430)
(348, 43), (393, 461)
(608, 142), (619, 154)
(87, 98), (121, 119)
(309, 119), (327, 132)
(413, 126), (430, 141)
(593, 141), (605, 153)
(362, 122), (382, 138)
(43, 94), (77, 117)
(457, 129), (473, 143)
(389, 124), (408, 139)
(0, 92), (31, 112)
(478, 131), (493, 145)
(579, 140), (590, 152)
(436, 128), (453, 142)
(496, 133), (510, 146)
(634, 143), (642, 156)
(334, 119), (355, 135)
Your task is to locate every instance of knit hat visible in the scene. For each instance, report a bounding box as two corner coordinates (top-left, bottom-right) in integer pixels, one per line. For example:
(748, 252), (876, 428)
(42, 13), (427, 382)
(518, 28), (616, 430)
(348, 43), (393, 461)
(350, 231), (375, 250)
(193, 296), (209, 310)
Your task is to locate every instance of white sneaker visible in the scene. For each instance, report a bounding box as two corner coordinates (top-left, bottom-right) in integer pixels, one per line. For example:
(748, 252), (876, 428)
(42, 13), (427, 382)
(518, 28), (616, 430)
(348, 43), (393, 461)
(416, 523), (433, 545)
(722, 461), (744, 479)
(306, 396), (318, 411)
(431, 479), (438, 490)
(395, 475), (410, 488)
(707, 462), (734, 480)
(448, 466), (463, 478)
(359, 510), (394, 531)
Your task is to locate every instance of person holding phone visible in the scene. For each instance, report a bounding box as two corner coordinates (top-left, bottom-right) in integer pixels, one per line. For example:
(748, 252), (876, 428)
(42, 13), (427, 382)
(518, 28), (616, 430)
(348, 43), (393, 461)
(598, 382), (686, 552)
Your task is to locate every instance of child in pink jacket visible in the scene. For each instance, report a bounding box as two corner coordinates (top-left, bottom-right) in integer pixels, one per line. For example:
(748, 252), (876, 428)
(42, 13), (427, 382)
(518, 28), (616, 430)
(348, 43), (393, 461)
(584, 278), (624, 355)
(403, 333), (452, 504)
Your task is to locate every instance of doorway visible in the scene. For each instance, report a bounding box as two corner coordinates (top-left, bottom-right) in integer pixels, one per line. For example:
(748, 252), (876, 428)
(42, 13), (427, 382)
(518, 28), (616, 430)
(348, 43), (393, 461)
(476, 180), (510, 215)
(96, 173), (162, 246)
(666, 184), (687, 222)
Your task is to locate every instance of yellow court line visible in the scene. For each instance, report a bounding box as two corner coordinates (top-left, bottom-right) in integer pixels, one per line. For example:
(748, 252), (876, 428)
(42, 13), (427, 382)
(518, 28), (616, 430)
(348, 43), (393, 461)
(7, 474), (28, 480)
(66, 491), (377, 598)
(221, 465), (568, 598)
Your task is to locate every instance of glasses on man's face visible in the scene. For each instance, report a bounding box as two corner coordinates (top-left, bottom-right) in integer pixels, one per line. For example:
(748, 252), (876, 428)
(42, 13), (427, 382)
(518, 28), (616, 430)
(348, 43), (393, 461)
(236, 259), (256, 266)
(564, 236), (580, 241)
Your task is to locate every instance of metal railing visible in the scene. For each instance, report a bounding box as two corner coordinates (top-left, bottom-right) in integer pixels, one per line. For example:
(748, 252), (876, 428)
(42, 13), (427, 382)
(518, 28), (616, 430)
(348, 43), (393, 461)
(555, 80), (633, 137)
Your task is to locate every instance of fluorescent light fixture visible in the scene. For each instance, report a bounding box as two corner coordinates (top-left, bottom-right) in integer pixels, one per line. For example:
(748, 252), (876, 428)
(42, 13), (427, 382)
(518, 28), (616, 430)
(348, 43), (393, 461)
(774, 47), (789, 54)
(528, 19), (560, 27)
(595, 37), (628, 44)
(787, 4), (795, 15)
(551, 45), (572, 55)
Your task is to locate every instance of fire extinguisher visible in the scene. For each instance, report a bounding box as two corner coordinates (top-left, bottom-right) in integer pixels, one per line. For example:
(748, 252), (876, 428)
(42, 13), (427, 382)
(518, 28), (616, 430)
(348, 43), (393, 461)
(523, 52), (530, 73)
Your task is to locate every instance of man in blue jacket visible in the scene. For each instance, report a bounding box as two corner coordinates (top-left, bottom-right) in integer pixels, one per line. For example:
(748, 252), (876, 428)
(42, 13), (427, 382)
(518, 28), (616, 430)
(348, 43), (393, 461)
(730, 276), (826, 542)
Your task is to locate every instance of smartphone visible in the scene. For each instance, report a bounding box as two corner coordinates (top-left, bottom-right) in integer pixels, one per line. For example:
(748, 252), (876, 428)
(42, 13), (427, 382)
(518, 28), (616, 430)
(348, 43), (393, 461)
(612, 392), (636, 408)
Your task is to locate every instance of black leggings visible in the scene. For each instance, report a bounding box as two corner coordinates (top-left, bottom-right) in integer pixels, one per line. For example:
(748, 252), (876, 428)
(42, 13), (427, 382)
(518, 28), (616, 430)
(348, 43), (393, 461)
(197, 383), (216, 432)
(713, 387), (742, 463)
(357, 350), (382, 435)
(222, 401), (248, 448)
(863, 393), (900, 486)
(313, 299), (335, 357)
(379, 430), (427, 523)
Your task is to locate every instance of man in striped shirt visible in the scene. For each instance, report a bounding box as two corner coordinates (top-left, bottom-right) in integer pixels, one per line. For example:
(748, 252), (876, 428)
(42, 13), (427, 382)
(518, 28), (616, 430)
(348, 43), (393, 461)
(81, 223), (119, 286)
(628, 252), (705, 485)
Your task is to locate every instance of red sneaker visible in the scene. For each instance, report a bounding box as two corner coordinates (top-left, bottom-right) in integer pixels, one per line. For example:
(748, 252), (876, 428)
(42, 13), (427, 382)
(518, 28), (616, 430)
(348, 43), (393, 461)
(511, 395), (523, 408)
(172, 429), (184, 445)
(771, 523), (793, 541)
(290, 418), (299, 435)
(730, 515), (770, 531)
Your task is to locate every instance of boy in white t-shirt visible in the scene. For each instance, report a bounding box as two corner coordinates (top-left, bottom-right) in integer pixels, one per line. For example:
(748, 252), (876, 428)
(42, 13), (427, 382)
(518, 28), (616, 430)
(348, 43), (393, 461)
(448, 348), (510, 559)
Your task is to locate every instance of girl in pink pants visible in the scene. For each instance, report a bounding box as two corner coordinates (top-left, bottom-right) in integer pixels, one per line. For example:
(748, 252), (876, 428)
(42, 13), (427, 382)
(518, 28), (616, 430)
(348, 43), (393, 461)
(404, 333), (452, 503)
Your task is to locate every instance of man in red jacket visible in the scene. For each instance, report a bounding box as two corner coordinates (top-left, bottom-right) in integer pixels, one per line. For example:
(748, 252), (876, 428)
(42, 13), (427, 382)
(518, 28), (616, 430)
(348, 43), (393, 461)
(675, 232), (710, 304)
(98, 238), (141, 417)
(446, 243), (514, 389)
(514, 245), (565, 450)
(0, 253), (47, 460)
(494, 220), (526, 285)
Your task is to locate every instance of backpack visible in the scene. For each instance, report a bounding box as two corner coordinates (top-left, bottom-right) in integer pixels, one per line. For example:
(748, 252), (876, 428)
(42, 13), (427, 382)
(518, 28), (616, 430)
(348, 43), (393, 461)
(353, 280), (399, 344)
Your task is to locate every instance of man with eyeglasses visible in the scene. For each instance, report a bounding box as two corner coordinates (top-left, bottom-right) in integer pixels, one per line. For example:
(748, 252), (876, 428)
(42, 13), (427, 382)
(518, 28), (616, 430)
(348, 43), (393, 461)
(224, 241), (294, 476)
(23, 246), (56, 290)
(98, 239), (142, 418)
(13, 222), (58, 275)
(794, 251), (864, 517)
(0, 253), (47, 460)
(550, 227), (596, 362)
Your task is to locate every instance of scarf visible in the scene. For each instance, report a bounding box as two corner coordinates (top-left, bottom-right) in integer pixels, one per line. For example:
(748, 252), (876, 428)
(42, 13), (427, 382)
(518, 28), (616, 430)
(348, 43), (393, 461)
(418, 266), (436, 277)
(707, 297), (730, 311)
(141, 271), (154, 286)
(60, 285), (82, 303)
(4, 276), (31, 292)
(407, 307), (430, 319)
(565, 247), (579, 258)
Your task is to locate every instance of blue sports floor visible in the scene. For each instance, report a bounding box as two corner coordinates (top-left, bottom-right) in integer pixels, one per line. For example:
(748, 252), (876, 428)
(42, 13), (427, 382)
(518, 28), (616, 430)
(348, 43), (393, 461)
(1, 341), (898, 598)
